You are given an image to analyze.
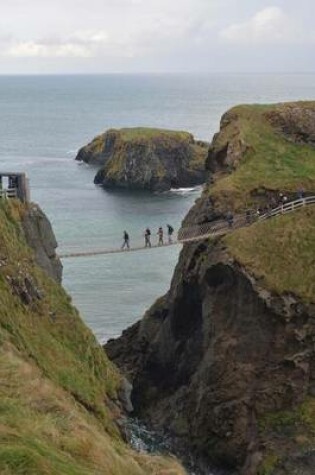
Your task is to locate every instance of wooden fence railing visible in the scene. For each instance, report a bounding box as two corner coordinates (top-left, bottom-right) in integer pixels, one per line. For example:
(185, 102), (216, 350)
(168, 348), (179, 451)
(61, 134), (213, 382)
(178, 196), (315, 243)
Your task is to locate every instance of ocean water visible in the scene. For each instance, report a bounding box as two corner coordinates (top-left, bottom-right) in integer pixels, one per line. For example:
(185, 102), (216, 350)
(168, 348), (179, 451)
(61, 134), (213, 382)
(1, 73), (315, 342)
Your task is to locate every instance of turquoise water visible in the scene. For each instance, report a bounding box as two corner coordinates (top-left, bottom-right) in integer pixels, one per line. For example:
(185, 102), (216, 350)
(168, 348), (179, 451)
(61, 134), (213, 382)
(1, 73), (315, 341)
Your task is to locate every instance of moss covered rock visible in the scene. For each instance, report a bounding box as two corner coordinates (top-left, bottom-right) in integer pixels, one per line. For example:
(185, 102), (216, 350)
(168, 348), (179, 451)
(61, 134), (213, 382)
(76, 127), (208, 192)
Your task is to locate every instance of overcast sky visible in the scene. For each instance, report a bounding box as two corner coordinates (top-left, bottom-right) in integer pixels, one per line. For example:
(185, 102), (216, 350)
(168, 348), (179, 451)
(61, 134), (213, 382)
(0, 0), (314, 74)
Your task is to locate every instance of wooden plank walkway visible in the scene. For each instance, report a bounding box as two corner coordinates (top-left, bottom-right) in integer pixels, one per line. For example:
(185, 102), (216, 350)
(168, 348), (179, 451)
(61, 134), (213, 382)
(59, 196), (315, 259)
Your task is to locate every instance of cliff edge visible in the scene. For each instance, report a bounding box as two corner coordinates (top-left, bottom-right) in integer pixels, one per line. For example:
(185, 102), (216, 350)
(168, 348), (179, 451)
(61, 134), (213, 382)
(106, 101), (315, 475)
(76, 127), (208, 192)
(21, 203), (62, 283)
(0, 199), (185, 475)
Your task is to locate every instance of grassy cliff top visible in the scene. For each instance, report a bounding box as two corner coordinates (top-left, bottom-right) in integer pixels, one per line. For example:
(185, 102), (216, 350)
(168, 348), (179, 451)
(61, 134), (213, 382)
(225, 206), (315, 302)
(209, 101), (315, 210)
(0, 200), (185, 475)
(89, 127), (195, 156)
(76, 126), (205, 164)
(110, 127), (194, 143)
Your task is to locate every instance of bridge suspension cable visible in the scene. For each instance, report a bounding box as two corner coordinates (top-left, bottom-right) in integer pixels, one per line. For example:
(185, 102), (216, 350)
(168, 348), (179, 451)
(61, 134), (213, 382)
(59, 196), (315, 259)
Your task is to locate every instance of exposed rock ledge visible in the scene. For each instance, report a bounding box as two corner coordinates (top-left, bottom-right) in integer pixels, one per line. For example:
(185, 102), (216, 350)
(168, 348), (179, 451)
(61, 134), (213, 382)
(21, 204), (63, 283)
(76, 127), (209, 192)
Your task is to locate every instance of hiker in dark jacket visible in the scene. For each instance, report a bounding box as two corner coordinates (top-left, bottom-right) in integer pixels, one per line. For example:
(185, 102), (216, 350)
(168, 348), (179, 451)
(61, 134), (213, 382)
(121, 230), (130, 250)
(167, 224), (174, 244)
(144, 228), (151, 248)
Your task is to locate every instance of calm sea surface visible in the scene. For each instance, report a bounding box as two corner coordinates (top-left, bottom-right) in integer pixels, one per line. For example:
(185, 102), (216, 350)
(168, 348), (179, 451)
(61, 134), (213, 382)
(1, 74), (315, 341)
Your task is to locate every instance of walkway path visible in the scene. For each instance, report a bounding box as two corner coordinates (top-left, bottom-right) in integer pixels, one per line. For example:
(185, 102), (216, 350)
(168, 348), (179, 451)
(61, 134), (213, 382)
(59, 196), (315, 259)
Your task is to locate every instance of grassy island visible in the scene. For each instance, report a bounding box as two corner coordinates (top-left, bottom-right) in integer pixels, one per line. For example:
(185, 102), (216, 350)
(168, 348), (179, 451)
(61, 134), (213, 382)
(76, 127), (208, 192)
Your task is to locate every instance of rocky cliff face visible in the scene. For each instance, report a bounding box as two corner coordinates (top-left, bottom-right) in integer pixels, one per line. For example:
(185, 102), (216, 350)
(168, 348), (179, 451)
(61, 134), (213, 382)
(21, 204), (62, 283)
(106, 102), (315, 474)
(107, 236), (315, 474)
(76, 127), (208, 192)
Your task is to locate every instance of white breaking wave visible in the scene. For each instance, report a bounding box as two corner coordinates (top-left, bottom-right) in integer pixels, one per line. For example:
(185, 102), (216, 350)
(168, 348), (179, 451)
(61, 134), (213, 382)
(169, 185), (203, 194)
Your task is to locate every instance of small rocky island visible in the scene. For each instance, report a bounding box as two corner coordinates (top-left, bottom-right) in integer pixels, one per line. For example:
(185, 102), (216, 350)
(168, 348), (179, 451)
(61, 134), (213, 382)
(76, 127), (209, 192)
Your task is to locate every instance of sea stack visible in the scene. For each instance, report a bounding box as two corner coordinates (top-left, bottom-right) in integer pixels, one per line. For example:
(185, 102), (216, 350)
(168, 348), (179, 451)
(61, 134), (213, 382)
(76, 127), (209, 192)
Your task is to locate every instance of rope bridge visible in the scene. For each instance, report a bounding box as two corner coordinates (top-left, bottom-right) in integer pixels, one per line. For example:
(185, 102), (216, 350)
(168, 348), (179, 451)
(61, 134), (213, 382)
(59, 196), (315, 259)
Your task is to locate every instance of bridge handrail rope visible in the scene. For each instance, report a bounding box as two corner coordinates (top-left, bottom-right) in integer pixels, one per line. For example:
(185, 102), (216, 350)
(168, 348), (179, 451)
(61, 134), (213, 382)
(59, 196), (315, 259)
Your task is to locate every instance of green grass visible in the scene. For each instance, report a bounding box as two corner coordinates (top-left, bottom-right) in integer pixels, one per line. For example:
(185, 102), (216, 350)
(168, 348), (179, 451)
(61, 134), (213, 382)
(0, 200), (186, 475)
(224, 207), (315, 302)
(0, 201), (119, 417)
(114, 127), (192, 143)
(209, 103), (315, 210)
(0, 348), (184, 475)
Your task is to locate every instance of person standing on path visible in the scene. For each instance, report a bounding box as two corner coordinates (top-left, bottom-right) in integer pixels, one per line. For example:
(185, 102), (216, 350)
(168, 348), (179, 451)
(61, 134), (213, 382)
(297, 187), (305, 199)
(226, 211), (234, 229)
(167, 224), (174, 244)
(157, 227), (164, 246)
(144, 228), (151, 248)
(121, 230), (130, 250)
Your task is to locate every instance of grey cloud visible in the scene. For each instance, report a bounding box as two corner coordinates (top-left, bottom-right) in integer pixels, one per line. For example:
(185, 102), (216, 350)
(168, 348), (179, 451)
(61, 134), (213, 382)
(0, 0), (314, 72)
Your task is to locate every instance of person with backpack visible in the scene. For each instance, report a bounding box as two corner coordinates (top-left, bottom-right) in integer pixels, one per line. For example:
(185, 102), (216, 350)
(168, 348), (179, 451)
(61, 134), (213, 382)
(167, 224), (174, 244)
(121, 230), (130, 250)
(144, 228), (151, 248)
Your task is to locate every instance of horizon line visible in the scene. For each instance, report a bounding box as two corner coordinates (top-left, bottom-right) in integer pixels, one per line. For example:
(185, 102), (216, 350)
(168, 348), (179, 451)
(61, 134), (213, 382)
(1, 71), (315, 77)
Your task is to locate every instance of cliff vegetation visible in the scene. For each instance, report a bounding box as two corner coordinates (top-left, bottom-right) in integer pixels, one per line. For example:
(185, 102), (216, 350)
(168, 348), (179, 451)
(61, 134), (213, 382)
(207, 102), (315, 211)
(0, 200), (185, 475)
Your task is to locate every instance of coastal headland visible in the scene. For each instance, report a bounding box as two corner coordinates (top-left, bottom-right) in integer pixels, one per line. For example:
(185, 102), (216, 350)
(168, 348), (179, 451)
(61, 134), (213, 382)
(106, 101), (315, 475)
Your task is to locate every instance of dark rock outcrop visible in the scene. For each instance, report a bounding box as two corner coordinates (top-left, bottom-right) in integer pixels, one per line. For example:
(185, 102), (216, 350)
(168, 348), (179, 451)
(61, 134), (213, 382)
(21, 204), (62, 283)
(106, 240), (315, 473)
(76, 128), (209, 192)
